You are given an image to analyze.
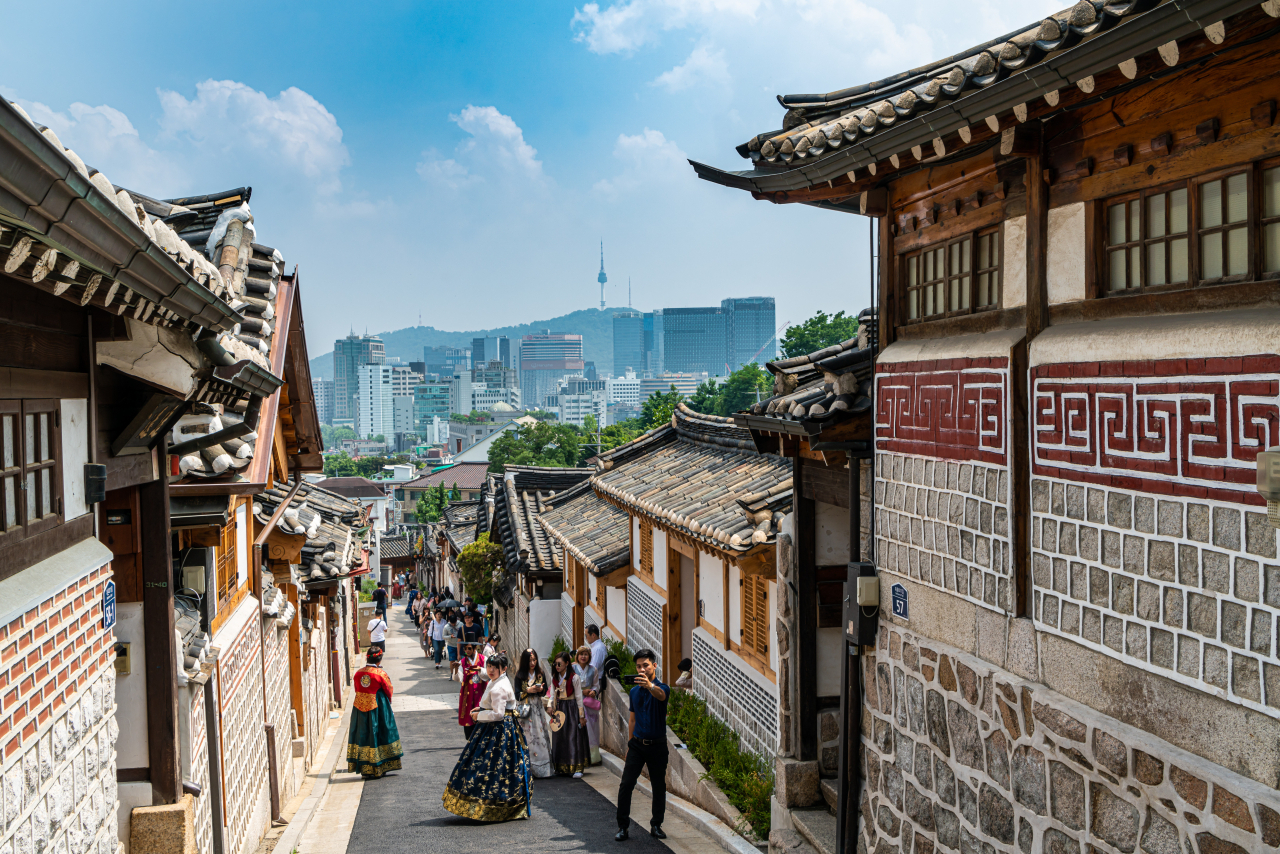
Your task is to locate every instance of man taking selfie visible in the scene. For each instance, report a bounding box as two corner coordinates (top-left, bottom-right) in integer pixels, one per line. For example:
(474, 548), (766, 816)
(615, 649), (668, 841)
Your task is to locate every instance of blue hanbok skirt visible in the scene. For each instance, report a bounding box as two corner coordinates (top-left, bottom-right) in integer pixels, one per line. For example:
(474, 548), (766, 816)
(442, 712), (532, 821)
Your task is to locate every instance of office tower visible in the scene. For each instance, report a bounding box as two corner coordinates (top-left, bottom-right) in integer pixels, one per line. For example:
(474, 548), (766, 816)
(333, 333), (385, 426)
(519, 332), (584, 410)
(639, 373), (700, 400)
(312, 378), (334, 425)
(613, 310), (643, 376)
(391, 366), (424, 397)
(557, 377), (607, 427)
(423, 345), (471, 376)
(643, 310), (664, 375)
(723, 296), (777, 368)
(583, 361), (598, 382)
(356, 364), (394, 438)
(606, 370), (640, 406)
(662, 307), (727, 376)
(413, 382), (451, 436)
(472, 360), (519, 391)
(471, 336), (513, 369)
(393, 397), (414, 435)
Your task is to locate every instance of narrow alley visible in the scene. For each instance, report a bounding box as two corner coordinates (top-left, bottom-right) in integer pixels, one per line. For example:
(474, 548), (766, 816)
(284, 606), (714, 854)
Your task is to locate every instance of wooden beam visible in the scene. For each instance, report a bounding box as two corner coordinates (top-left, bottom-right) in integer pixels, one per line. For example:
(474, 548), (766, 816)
(139, 467), (180, 805)
(1011, 339), (1031, 618)
(735, 547), (776, 580)
(794, 455), (818, 763)
(1025, 134), (1049, 341)
(877, 216), (896, 351)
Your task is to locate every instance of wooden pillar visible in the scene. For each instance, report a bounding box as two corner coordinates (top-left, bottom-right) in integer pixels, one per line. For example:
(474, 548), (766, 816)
(794, 455), (818, 762)
(1025, 133), (1049, 339)
(139, 466), (180, 804)
(1019, 134), (1049, 616)
(876, 216), (895, 352)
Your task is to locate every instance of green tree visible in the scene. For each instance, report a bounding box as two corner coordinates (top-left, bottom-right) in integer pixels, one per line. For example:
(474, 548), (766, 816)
(415, 483), (450, 522)
(780, 310), (859, 359)
(452, 411), (492, 424)
(321, 424), (357, 451)
(371, 433), (386, 443)
(684, 380), (721, 414)
(716, 363), (771, 415)
(449, 483), (461, 501)
(486, 421), (581, 473)
(323, 451), (357, 477)
(641, 385), (683, 430)
(456, 532), (503, 604)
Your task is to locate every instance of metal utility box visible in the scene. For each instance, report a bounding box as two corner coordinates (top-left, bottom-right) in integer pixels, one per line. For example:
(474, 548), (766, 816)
(844, 561), (879, 646)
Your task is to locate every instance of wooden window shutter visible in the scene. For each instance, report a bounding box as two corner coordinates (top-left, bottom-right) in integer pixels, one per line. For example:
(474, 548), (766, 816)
(639, 520), (653, 577)
(742, 575), (769, 657)
(597, 578), (607, 618)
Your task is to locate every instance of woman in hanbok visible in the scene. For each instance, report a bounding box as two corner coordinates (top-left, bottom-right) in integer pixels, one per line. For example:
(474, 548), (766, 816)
(442, 652), (531, 821)
(513, 649), (554, 778)
(548, 651), (590, 778)
(346, 647), (403, 779)
(573, 645), (602, 766)
(457, 642), (487, 739)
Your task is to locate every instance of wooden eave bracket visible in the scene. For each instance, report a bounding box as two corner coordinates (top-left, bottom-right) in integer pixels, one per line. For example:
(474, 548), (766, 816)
(735, 544), (776, 579)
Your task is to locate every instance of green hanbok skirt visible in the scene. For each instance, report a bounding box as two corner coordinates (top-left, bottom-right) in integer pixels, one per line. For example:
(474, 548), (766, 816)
(346, 691), (403, 777)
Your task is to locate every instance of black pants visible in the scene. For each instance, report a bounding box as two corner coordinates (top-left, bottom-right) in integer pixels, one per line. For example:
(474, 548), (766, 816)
(463, 725), (474, 740)
(369, 640), (385, 652)
(617, 737), (668, 830)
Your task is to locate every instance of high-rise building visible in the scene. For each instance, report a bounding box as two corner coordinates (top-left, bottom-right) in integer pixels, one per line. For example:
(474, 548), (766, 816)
(643, 310), (664, 375)
(470, 336), (513, 369)
(423, 345), (470, 376)
(663, 307), (727, 376)
(612, 310), (643, 376)
(312, 378), (334, 425)
(519, 332), (584, 410)
(333, 333), (385, 426)
(391, 366), (424, 397)
(639, 372), (701, 399)
(356, 364), (394, 438)
(606, 369), (641, 406)
(413, 382), (451, 438)
(723, 296), (777, 368)
(473, 360), (519, 391)
(393, 397), (414, 435)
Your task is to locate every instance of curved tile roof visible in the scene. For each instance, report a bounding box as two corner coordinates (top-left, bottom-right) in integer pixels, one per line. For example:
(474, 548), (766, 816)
(251, 481), (367, 583)
(537, 481), (631, 577)
(747, 308), (877, 424)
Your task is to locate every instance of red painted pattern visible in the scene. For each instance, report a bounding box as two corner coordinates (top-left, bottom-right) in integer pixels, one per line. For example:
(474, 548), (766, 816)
(875, 357), (1009, 465)
(1032, 356), (1280, 506)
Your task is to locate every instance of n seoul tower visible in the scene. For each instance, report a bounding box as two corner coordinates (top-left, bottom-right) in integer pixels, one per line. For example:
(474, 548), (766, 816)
(598, 241), (608, 309)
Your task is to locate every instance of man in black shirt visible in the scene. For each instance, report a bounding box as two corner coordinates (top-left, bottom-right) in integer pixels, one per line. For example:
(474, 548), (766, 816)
(371, 583), (388, 615)
(460, 611), (484, 646)
(615, 648), (669, 841)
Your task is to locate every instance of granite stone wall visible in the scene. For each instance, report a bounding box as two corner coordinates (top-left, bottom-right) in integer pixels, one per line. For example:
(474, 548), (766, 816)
(858, 626), (1279, 854)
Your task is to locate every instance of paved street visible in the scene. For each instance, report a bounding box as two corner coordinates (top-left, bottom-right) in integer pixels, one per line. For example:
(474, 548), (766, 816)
(292, 603), (707, 854)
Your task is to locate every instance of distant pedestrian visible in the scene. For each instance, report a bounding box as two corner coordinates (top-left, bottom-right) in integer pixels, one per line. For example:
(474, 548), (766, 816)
(549, 651), (589, 778)
(615, 648), (669, 841)
(442, 652), (531, 821)
(574, 645), (602, 766)
(428, 611), (447, 668)
(367, 611), (388, 653)
(347, 647), (403, 779)
(406, 588), (419, 624)
(372, 582), (388, 615)
(458, 643), (488, 740)
(514, 649), (554, 779)
(444, 614), (461, 679)
(587, 624), (607, 674)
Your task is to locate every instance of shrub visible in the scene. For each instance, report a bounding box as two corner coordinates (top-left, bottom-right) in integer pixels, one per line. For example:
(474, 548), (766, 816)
(668, 690), (774, 839)
(550, 635), (570, 659)
(604, 637), (636, 678)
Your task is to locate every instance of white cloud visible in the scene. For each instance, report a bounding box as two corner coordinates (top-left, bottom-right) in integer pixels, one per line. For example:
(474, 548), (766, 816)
(418, 106), (543, 190)
(416, 149), (478, 190)
(157, 80), (349, 194)
(572, 0), (760, 54)
(652, 45), (730, 92)
(594, 128), (688, 196)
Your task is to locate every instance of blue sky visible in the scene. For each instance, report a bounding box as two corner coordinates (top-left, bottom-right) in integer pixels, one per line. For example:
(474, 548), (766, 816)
(1, 0), (1056, 357)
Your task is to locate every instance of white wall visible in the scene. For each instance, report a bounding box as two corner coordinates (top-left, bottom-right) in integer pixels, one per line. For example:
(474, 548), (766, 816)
(728, 563), (741, 644)
(816, 500), (849, 566)
(652, 528), (668, 590)
(1047, 202), (1087, 304)
(1003, 216), (1028, 308)
(61, 398), (89, 520)
(817, 627), (843, 696)
(631, 515), (640, 570)
(113, 602), (149, 767)
(606, 585), (627, 635)
(529, 598), (562, 660)
(698, 551), (724, 632)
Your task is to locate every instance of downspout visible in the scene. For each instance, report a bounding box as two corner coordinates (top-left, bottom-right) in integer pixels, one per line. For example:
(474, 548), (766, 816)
(253, 476), (304, 825)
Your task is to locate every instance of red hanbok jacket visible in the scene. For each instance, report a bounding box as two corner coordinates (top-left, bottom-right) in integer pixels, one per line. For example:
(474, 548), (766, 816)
(353, 665), (394, 713)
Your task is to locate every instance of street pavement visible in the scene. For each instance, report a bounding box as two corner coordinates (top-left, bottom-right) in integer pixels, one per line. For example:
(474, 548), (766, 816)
(298, 601), (704, 854)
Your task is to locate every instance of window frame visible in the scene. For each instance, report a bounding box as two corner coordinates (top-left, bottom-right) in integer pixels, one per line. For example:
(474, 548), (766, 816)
(0, 398), (64, 548)
(899, 225), (1003, 325)
(738, 572), (770, 673)
(1100, 157), (1280, 295)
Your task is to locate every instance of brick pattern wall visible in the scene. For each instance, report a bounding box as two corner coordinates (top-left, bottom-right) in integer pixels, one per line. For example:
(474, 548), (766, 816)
(1031, 478), (1280, 716)
(0, 562), (119, 854)
(626, 577), (663, 678)
(560, 594), (573, 648)
(214, 609), (267, 854)
(691, 632), (778, 759)
(859, 626), (1279, 854)
(875, 451), (1014, 613)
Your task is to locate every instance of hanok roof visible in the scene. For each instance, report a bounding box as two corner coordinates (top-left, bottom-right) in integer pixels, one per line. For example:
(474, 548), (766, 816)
(537, 480), (631, 577)
(691, 0), (1251, 201)
(492, 466), (594, 574)
(320, 477), (388, 500)
(251, 481), (368, 584)
(443, 500), (481, 527)
(738, 309), (876, 434)
(380, 536), (413, 561)
(403, 462), (492, 491)
(593, 404), (793, 553)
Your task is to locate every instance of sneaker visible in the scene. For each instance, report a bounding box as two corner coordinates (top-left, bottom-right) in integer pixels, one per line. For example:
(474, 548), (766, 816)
(573, 772), (583, 779)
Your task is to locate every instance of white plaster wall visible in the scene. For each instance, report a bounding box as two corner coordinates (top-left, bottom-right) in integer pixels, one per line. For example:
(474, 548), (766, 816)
(1003, 215), (1027, 308)
(587, 574), (597, 609)
(529, 598), (561, 661)
(585, 604), (606, 639)
(118, 783), (153, 853)
(879, 327), (1025, 364)
(606, 585), (627, 635)
(652, 528), (668, 590)
(728, 564), (741, 645)
(817, 627), (843, 696)
(61, 398), (89, 520)
(1047, 202), (1086, 305)
(698, 551), (724, 632)
(632, 516), (640, 570)
(114, 601), (149, 767)
(816, 500), (849, 566)
(768, 580), (778, 674)
(1030, 307), (1280, 365)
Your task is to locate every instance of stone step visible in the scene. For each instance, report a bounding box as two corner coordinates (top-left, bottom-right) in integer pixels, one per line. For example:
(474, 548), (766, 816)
(820, 778), (838, 816)
(769, 828), (819, 854)
(792, 809), (837, 854)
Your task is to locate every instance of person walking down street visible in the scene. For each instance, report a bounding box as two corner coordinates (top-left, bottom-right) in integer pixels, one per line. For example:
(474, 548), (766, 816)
(366, 611), (388, 653)
(513, 649), (554, 779)
(549, 651), (590, 778)
(406, 587), (419, 625)
(615, 649), (669, 841)
(574, 645), (602, 766)
(371, 582), (388, 616)
(457, 642), (488, 740)
(444, 614), (461, 680)
(442, 653), (531, 821)
(347, 647), (403, 779)
(427, 610), (448, 668)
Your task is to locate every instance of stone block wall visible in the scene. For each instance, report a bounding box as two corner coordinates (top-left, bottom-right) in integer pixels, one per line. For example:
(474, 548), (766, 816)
(184, 688), (212, 854)
(301, 611), (331, 775)
(857, 626), (1280, 854)
(0, 561), (119, 854)
(262, 609), (296, 806)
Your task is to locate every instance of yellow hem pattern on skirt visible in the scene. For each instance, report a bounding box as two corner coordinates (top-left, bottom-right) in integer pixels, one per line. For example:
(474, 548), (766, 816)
(349, 757), (403, 777)
(554, 761), (587, 775)
(442, 786), (531, 822)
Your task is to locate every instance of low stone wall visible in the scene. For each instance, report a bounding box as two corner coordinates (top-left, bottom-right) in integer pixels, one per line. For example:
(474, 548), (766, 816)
(860, 625), (1280, 854)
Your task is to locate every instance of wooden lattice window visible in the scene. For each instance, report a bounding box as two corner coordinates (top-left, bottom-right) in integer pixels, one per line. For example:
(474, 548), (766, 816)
(0, 399), (63, 546)
(901, 228), (1000, 323)
(597, 578), (607, 617)
(216, 508), (238, 606)
(740, 574), (769, 660)
(639, 520), (653, 580)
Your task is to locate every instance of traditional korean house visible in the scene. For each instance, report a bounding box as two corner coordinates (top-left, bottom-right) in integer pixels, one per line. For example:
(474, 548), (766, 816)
(696, 2), (1280, 853)
(439, 499), (480, 595)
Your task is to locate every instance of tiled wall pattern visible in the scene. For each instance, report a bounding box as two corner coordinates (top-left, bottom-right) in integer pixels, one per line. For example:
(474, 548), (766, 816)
(691, 632), (778, 759)
(302, 616), (331, 770)
(560, 595), (574, 649)
(875, 451), (1014, 613)
(626, 577), (663, 678)
(0, 563), (119, 854)
(214, 608), (267, 854)
(262, 610), (296, 805)
(1031, 478), (1280, 716)
(859, 627), (1279, 854)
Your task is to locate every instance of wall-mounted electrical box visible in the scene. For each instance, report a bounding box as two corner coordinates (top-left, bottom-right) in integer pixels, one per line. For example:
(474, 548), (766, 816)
(845, 561), (879, 646)
(857, 576), (880, 607)
(114, 642), (131, 675)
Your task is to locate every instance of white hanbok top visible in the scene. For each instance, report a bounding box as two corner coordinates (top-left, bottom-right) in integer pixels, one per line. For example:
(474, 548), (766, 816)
(473, 674), (516, 722)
